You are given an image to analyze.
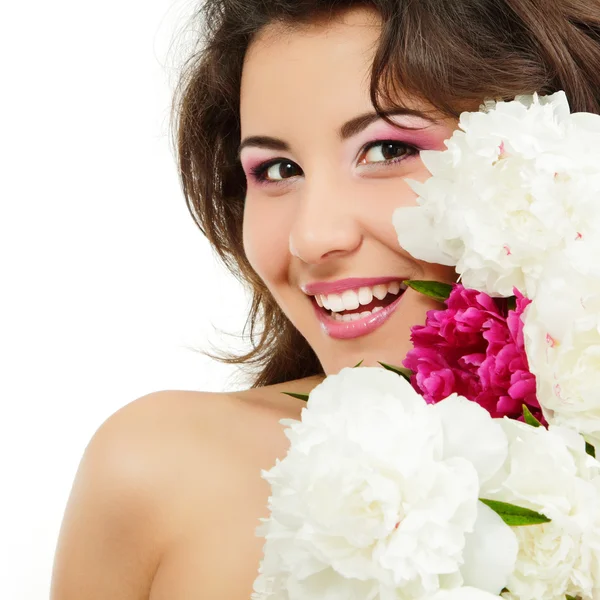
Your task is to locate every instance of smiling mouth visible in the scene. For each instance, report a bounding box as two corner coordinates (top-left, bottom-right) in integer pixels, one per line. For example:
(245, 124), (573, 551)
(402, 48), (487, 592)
(305, 280), (409, 340)
(310, 280), (407, 322)
(316, 291), (403, 322)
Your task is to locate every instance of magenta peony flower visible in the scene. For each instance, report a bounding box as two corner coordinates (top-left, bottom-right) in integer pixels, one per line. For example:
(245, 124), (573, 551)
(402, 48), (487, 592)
(402, 284), (543, 423)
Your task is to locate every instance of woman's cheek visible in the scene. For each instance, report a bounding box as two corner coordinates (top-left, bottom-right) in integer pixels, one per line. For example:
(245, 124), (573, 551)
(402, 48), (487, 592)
(242, 196), (292, 284)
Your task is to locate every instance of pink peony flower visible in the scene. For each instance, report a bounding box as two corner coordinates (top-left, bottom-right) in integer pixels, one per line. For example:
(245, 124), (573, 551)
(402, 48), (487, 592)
(402, 284), (543, 423)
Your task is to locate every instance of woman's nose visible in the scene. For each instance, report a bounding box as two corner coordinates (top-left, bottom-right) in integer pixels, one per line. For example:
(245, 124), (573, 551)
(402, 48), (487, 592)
(288, 176), (363, 265)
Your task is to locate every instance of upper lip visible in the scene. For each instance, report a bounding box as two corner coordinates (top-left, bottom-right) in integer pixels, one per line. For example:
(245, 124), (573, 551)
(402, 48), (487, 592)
(301, 276), (406, 296)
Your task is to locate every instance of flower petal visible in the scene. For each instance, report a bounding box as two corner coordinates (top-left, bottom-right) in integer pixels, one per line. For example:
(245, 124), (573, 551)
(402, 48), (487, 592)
(393, 206), (456, 265)
(428, 587), (502, 600)
(432, 394), (508, 484)
(461, 501), (518, 594)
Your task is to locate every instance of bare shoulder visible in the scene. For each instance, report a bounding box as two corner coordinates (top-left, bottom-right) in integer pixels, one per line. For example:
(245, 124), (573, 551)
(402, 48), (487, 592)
(51, 390), (223, 599)
(138, 374), (325, 506)
(86, 380), (316, 514)
(51, 378), (322, 599)
(149, 378), (324, 599)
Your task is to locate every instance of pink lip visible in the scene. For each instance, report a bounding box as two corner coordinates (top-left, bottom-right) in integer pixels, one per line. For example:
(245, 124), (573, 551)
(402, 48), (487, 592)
(311, 290), (406, 340)
(302, 276), (403, 296)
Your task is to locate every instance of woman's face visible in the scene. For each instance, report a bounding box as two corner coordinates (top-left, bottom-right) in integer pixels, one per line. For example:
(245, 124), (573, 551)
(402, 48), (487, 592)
(239, 7), (459, 375)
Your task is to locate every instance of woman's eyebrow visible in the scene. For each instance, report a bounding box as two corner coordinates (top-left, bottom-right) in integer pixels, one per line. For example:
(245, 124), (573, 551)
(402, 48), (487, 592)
(340, 108), (436, 139)
(238, 135), (290, 157)
(237, 108), (436, 158)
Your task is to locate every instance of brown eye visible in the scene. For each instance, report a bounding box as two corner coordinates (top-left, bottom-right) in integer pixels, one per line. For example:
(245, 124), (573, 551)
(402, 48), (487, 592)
(361, 141), (412, 164)
(264, 160), (302, 181)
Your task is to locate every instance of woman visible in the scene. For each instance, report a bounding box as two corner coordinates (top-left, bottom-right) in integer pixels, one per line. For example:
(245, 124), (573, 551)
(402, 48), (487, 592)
(50, 1), (600, 598)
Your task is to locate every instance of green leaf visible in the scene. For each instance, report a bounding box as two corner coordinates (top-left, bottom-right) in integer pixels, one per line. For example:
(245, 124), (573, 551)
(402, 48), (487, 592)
(378, 362), (412, 382)
(479, 498), (551, 526)
(566, 595), (579, 600)
(403, 280), (453, 303)
(282, 392), (309, 402)
(522, 404), (542, 428)
(507, 296), (517, 311)
(353, 359), (364, 368)
(586, 442), (596, 458)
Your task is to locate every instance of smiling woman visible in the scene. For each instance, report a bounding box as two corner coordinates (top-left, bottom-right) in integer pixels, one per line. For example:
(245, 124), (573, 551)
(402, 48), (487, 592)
(237, 10), (459, 375)
(174, 0), (600, 388)
(49, 1), (600, 599)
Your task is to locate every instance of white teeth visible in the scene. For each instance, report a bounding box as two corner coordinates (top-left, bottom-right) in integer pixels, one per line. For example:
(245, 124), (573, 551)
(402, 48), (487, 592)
(328, 293), (344, 313)
(339, 312), (364, 322)
(314, 281), (406, 314)
(372, 306), (383, 313)
(388, 281), (401, 295)
(331, 309), (375, 322)
(358, 287), (373, 306)
(331, 312), (346, 322)
(341, 289), (360, 311)
(372, 284), (388, 300)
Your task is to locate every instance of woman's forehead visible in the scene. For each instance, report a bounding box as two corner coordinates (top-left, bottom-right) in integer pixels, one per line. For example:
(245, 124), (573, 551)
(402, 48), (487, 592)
(240, 8), (383, 134)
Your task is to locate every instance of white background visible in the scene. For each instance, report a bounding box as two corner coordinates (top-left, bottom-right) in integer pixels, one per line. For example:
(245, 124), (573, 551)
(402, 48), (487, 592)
(0, 1), (251, 597)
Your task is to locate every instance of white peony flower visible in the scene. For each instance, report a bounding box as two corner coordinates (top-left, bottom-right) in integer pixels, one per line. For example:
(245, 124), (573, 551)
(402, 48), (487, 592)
(481, 419), (600, 600)
(252, 367), (517, 600)
(428, 588), (501, 600)
(522, 243), (600, 449)
(392, 91), (600, 298)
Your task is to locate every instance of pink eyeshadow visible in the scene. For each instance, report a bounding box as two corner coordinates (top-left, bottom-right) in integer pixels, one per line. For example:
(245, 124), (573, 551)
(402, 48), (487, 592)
(359, 121), (452, 151)
(240, 154), (274, 177)
(239, 119), (454, 178)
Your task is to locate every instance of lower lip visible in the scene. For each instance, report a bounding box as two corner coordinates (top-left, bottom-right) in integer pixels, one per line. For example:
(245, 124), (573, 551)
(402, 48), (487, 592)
(312, 292), (406, 340)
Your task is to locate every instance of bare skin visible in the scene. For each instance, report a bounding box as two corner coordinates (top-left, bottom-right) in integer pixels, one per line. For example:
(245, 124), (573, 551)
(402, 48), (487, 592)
(149, 378), (324, 600)
(51, 377), (323, 600)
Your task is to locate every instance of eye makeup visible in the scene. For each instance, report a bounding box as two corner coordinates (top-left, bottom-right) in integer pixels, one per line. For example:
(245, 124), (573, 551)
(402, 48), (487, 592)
(249, 158), (302, 187)
(240, 119), (453, 187)
(246, 139), (420, 187)
(351, 118), (450, 154)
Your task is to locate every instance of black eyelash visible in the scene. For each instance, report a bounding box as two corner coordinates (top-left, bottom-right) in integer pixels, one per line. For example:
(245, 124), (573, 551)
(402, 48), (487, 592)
(249, 140), (419, 185)
(250, 159), (300, 184)
(360, 139), (420, 165)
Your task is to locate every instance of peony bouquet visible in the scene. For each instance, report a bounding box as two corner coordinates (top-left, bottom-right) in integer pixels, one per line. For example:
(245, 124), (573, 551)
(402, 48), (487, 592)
(252, 92), (600, 600)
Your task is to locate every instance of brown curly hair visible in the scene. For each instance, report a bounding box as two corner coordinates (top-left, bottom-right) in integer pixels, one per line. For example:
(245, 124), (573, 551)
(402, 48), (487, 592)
(169, 0), (600, 388)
